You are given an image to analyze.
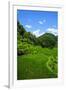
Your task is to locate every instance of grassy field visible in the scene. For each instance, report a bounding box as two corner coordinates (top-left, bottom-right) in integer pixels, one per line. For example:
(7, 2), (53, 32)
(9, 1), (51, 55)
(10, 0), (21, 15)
(17, 48), (58, 80)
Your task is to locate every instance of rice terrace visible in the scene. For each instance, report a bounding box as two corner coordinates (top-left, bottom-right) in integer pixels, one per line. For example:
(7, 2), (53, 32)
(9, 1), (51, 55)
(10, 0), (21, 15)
(17, 10), (58, 80)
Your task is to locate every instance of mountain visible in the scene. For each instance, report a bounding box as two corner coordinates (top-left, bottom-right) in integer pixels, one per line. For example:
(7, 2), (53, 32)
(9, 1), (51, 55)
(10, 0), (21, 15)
(17, 21), (58, 55)
(38, 33), (57, 48)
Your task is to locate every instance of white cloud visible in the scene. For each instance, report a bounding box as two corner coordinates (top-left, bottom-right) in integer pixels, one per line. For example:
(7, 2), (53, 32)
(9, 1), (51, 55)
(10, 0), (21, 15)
(25, 25), (32, 29)
(38, 19), (46, 25)
(43, 20), (46, 23)
(32, 29), (45, 37)
(47, 28), (58, 36)
(52, 25), (56, 28)
(38, 21), (43, 24)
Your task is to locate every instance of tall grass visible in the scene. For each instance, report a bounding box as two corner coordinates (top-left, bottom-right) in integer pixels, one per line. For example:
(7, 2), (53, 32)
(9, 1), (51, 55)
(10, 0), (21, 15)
(17, 47), (58, 80)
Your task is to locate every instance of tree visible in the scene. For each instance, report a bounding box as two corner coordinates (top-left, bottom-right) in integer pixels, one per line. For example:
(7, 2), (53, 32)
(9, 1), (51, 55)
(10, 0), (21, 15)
(17, 21), (26, 37)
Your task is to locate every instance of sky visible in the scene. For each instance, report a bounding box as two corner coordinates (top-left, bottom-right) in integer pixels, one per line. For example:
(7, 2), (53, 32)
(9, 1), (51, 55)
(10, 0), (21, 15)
(17, 10), (58, 37)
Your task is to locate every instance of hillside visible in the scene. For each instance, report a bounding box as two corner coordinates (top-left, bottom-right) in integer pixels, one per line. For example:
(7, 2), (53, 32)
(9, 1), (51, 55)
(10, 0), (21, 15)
(38, 33), (58, 48)
(17, 21), (58, 79)
(17, 21), (58, 55)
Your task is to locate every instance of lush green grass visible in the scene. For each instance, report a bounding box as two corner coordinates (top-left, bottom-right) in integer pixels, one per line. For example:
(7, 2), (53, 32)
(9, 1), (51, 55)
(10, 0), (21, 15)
(17, 48), (58, 80)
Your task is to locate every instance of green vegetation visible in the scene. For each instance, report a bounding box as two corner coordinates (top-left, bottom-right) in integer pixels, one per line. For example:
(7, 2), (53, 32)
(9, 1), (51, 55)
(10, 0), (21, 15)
(17, 21), (58, 80)
(38, 33), (58, 48)
(17, 48), (58, 79)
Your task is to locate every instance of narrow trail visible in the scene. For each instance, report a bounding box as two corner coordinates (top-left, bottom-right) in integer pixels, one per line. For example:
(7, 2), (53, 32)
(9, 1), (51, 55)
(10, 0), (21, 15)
(46, 56), (57, 76)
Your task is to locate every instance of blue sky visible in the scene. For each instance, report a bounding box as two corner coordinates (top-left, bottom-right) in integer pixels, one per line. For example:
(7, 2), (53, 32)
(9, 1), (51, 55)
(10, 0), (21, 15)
(17, 10), (58, 37)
